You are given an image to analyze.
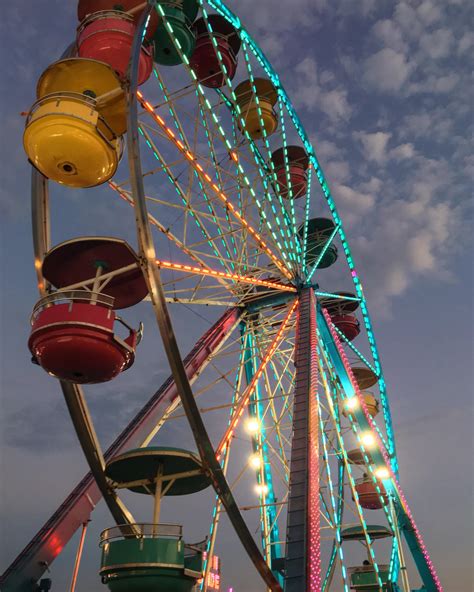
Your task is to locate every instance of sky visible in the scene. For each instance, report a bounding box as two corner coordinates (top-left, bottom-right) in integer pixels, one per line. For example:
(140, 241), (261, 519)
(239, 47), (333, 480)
(0, 1), (473, 591)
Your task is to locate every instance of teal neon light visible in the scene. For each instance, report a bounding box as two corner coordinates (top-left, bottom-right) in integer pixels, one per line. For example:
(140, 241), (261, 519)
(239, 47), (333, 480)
(201, 5), (296, 264)
(332, 324), (378, 376)
(151, 69), (236, 269)
(154, 4), (294, 274)
(316, 340), (384, 589)
(200, 331), (246, 589)
(206, 0), (398, 472)
(306, 223), (341, 282)
(242, 327), (283, 583)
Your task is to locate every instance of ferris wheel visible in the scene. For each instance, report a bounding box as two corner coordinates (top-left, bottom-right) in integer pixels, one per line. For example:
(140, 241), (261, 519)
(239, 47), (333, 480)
(1, 1), (443, 591)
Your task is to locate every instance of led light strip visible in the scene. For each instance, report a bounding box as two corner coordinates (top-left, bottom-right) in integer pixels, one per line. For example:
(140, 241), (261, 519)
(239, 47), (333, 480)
(200, 6), (297, 265)
(138, 91), (293, 281)
(239, 40), (300, 266)
(155, 259), (296, 292)
(151, 69), (236, 271)
(322, 308), (443, 591)
(316, 341), (385, 589)
(316, 389), (349, 592)
(206, 0), (398, 469)
(306, 223), (341, 282)
(216, 299), (298, 458)
(318, 335), (400, 585)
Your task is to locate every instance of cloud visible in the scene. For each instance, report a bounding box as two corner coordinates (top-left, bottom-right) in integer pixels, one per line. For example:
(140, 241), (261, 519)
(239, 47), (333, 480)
(325, 160), (351, 183)
(293, 57), (352, 121)
(352, 197), (458, 313)
(457, 32), (474, 55)
(363, 48), (411, 92)
(419, 28), (454, 59)
(346, 147), (469, 315)
(389, 142), (416, 160)
(235, 0), (325, 33)
(394, 2), (424, 40)
(331, 182), (377, 228)
(406, 72), (460, 95)
(372, 19), (407, 53)
(417, 0), (443, 25)
(398, 109), (454, 143)
(354, 131), (392, 163)
(313, 139), (340, 161)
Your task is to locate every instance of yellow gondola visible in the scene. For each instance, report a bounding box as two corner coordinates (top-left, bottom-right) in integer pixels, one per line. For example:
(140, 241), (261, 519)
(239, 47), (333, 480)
(234, 78), (278, 140)
(24, 92), (122, 188)
(36, 58), (127, 136)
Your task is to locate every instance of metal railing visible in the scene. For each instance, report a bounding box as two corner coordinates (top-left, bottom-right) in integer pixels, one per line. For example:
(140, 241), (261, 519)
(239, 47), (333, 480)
(100, 523), (183, 545)
(31, 290), (115, 324)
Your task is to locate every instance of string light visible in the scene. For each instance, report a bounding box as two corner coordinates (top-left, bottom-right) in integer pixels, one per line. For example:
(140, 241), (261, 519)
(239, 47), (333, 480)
(216, 299), (298, 459)
(155, 259), (296, 292)
(255, 484), (268, 495)
(321, 306), (443, 590)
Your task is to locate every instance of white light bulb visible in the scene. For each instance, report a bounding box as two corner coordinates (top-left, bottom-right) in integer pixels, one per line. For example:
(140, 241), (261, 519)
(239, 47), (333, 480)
(246, 418), (260, 434)
(375, 467), (390, 480)
(249, 454), (262, 469)
(345, 397), (359, 410)
(361, 432), (376, 448)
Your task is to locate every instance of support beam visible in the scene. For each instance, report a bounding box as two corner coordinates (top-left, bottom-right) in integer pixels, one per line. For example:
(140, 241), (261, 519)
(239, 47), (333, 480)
(60, 381), (136, 529)
(242, 324), (283, 583)
(0, 307), (240, 592)
(284, 288), (321, 591)
(317, 306), (442, 592)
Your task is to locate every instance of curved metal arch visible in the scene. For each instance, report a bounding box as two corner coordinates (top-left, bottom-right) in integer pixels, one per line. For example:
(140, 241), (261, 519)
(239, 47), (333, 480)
(30, 167), (136, 522)
(125, 3), (282, 590)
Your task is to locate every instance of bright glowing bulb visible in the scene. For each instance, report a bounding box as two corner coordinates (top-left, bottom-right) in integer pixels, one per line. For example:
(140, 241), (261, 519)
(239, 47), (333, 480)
(375, 467), (390, 480)
(249, 454), (262, 469)
(345, 397), (359, 410)
(361, 432), (376, 448)
(255, 484), (268, 495)
(246, 418), (260, 434)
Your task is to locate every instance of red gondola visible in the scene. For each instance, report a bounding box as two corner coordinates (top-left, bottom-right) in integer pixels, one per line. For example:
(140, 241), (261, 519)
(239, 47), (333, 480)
(354, 476), (388, 510)
(271, 146), (309, 199)
(77, 10), (153, 84)
(28, 237), (147, 383)
(29, 292), (139, 384)
(331, 313), (361, 341)
(189, 14), (240, 88)
(77, 0), (159, 40)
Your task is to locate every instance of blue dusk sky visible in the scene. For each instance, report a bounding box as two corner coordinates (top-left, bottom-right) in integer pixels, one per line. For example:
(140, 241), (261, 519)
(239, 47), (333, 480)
(0, 1), (472, 591)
